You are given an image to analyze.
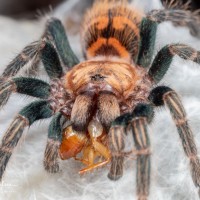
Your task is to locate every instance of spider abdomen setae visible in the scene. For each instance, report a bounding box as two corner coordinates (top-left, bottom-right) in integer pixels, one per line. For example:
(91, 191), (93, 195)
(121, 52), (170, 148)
(0, 0), (200, 199)
(81, 0), (142, 62)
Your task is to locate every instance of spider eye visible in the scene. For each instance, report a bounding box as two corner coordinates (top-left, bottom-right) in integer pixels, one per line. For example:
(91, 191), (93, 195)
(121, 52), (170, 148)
(91, 74), (105, 81)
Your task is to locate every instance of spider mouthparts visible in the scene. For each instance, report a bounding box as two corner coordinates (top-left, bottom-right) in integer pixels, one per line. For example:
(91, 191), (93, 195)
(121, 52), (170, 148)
(88, 119), (103, 138)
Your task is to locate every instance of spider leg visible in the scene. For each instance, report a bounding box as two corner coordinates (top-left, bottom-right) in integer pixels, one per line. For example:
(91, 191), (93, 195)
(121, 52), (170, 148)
(108, 104), (153, 200)
(108, 113), (130, 181)
(44, 18), (79, 69)
(147, 6), (200, 37)
(148, 43), (200, 83)
(0, 77), (50, 108)
(40, 41), (64, 79)
(1, 41), (43, 78)
(0, 100), (53, 181)
(1, 18), (79, 80)
(149, 86), (200, 195)
(137, 18), (157, 68)
(137, 7), (200, 68)
(1, 39), (63, 80)
(44, 112), (66, 173)
(131, 106), (152, 200)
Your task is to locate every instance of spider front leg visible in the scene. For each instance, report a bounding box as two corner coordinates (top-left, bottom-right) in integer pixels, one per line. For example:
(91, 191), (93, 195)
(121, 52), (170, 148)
(108, 104), (154, 200)
(0, 100), (53, 180)
(1, 18), (79, 80)
(149, 86), (200, 195)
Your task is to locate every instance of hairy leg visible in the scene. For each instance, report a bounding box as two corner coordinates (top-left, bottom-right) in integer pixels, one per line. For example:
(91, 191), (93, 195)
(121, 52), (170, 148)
(137, 18), (157, 68)
(149, 86), (200, 195)
(1, 41), (43, 78)
(108, 104), (153, 200)
(148, 43), (200, 83)
(0, 100), (53, 180)
(44, 112), (66, 173)
(44, 18), (79, 69)
(1, 18), (79, 80)
(147, 3), (200, 37)
(137, 6), (200, 68)
(0, 77), (50, 108)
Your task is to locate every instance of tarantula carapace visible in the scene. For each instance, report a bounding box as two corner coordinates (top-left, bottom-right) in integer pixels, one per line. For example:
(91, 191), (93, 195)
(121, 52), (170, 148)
(0, 0), (200, 199)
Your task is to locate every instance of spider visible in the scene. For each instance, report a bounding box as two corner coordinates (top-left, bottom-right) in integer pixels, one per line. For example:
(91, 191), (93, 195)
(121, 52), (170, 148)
(0, 0), (200, 199)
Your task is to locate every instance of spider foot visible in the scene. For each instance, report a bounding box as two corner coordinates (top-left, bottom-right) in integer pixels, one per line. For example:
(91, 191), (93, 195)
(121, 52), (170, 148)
(44, 139), (60, 173)
(190, 157), (200, 189)
(108, 155), (124, 181)
(0, 149), (11, 181)
(43, 162), (59, 174)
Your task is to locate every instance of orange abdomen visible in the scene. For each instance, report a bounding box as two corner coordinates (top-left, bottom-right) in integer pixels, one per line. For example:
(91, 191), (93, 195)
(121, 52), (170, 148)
(81, 0), (143, 62)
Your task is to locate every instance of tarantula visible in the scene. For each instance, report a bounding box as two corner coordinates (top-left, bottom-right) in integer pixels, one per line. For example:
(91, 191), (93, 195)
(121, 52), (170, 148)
(0, 0), (200, 199)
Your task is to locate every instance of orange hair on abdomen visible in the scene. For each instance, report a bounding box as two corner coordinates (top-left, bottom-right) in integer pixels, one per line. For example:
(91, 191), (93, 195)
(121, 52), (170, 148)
(81, 0), (143, 62)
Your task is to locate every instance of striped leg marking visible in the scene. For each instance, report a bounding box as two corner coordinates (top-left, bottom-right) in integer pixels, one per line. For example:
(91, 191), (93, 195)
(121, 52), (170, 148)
(149, 86), (200, 195)
(0, 100), (53, 181)
(131, 117), (151, 200)
(108, 123), (126, 181)
(131, 104), (153, 200)
(165, 91), (200, 190)
(0, 115), (28, 181)
(108, 104), (153, 200)
(148, 44), (200, 83)
(1, 18), (79, 81)
(1, 41), (43, 79)
(147, 8), (200, 37)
